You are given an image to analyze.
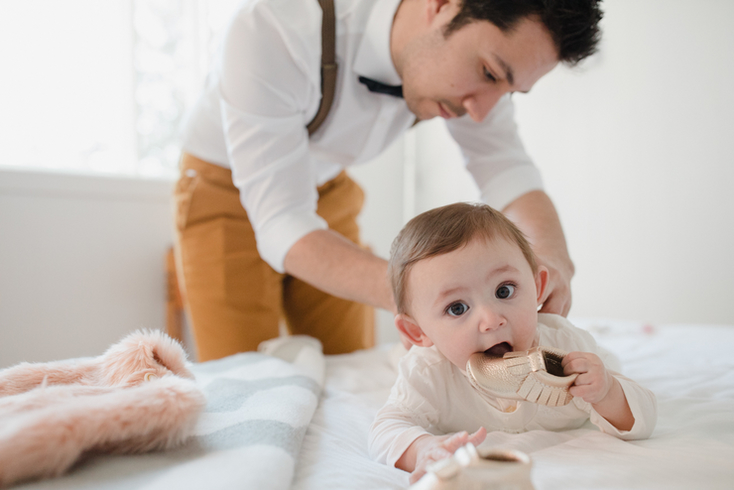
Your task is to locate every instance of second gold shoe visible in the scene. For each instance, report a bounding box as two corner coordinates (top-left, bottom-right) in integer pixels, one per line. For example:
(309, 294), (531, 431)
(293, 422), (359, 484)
(465, 346), (578, 406)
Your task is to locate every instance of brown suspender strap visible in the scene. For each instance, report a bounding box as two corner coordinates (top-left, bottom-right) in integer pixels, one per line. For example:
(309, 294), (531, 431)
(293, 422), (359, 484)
(306, 0), (338, 135)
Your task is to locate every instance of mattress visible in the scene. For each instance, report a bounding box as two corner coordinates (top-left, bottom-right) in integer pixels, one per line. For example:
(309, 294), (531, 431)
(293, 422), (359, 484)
(292, 319), (734, 489)
(9, 319), (734, 489)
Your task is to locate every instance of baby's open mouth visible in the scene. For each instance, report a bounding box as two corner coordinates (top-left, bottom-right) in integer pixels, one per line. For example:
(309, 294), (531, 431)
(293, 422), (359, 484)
(484, 342), (512, 358)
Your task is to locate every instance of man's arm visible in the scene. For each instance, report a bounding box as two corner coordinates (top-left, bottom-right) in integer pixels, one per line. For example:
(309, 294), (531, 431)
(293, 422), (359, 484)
(502, 190), (575, 316)
(283, 229), (396, 313)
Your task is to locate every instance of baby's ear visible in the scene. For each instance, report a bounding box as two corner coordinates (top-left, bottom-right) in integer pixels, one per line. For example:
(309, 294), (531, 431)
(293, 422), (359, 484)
(535, 265), (550, 305)
(395, 314), (433, 347)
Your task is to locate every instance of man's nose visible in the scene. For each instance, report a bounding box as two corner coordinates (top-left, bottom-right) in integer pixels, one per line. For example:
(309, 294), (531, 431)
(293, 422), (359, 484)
(462, 89), (504, 122)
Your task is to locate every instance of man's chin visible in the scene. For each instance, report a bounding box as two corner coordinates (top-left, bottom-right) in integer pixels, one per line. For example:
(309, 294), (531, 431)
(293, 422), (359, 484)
(403, 96), (432, 121)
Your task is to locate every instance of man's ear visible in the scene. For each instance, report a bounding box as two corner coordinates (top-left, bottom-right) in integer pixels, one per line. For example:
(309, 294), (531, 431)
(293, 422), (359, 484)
(535, 265), (550, 306)
(425, 0), (455, 25)
(395, 313), (433, 347)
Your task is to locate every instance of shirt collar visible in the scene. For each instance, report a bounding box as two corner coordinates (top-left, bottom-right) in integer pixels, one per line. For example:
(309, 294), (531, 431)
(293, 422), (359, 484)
(352, 0), (403, 85)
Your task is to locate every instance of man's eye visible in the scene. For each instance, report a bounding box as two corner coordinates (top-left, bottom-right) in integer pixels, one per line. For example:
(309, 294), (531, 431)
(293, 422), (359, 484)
(496, 284), (515, 299)
(483, 67), (496, 82)
(447, 302), (469, 317)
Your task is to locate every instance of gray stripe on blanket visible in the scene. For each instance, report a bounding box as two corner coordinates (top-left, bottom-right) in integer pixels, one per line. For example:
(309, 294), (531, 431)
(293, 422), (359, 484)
(203, 376), (320, 413)
(190, 420), (308, 457)
(192, 352), (270, 374)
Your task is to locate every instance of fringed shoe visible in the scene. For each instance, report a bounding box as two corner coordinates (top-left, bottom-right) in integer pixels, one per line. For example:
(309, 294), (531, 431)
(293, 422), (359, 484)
(465, 346), (578, 406)
(409, 443), (534, 490)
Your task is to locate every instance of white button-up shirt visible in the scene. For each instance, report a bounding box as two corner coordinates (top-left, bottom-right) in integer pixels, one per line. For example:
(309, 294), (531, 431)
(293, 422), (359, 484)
(181, 0), (542, 272)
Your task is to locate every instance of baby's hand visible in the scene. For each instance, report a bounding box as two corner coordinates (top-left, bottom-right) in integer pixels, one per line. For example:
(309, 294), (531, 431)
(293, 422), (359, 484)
(562, 351), (614, 405)
(409, 427), (486, 484)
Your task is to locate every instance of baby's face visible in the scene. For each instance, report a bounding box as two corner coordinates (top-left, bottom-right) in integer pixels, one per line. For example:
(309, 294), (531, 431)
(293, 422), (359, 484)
(404, 236), (542, 370)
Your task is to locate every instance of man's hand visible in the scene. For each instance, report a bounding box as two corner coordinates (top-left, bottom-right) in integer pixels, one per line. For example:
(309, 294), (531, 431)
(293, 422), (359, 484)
(397, 428), (487, 484)
(535, 251), (574, 316)
(502, 190), (575, 316)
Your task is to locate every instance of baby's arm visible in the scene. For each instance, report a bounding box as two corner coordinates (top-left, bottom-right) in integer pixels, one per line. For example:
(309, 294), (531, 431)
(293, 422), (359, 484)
(562, 351), (634, 431)
(369, 396), (486, 483)
(396, 428), (486, 484)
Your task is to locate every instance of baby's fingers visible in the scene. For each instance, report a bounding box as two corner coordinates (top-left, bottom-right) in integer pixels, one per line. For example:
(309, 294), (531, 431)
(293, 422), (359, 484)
(569, 383), (603, 404)
(410, 447), (452, 483)
(467, 427), (487, 447)
(440, 431), (470, 453)
(562, 352), (593, 376)
(409, 467), (427, 484)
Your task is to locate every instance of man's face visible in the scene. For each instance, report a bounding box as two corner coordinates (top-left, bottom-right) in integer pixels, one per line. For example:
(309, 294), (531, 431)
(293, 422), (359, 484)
(394, 6), (559, 122)
(401, 237), (543, 371)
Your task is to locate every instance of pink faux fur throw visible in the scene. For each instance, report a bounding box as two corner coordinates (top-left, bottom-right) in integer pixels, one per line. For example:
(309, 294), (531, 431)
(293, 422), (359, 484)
(0, 330), (205, 487)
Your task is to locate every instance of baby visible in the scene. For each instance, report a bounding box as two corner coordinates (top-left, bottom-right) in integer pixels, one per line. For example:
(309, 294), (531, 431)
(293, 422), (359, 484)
(369, 203), (657, 483)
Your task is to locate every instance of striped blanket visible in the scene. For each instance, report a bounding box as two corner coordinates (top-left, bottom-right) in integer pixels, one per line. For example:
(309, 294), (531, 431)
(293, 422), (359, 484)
(14, 335), (325, 490)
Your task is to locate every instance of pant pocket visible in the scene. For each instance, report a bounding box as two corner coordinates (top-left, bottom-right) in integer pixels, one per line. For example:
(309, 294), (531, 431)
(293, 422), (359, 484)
(174, 172), (200, 232)
(175, 168), (247, 232)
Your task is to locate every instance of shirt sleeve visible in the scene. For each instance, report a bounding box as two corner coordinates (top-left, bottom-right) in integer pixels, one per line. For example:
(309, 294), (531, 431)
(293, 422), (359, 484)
(217, 1), (328, 272)
(445, 95), (543, 211)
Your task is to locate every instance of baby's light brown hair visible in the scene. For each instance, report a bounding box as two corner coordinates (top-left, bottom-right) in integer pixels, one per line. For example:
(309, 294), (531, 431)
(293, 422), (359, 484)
(388, 202), (538, 314)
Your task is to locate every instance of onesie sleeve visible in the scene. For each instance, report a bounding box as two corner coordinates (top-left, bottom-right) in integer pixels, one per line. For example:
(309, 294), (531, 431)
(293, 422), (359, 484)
(539, 314), (658, 440)
(585, 373), (658, 440)
(368, 349), (445, 467)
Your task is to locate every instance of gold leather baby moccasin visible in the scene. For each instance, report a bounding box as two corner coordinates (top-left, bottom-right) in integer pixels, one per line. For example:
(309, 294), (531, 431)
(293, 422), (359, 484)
(465, 346), (578, 406)
(409, 443), (534, 490)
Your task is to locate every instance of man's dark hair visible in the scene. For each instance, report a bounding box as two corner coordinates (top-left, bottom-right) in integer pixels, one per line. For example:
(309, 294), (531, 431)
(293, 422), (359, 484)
(445, 0), (603, 66)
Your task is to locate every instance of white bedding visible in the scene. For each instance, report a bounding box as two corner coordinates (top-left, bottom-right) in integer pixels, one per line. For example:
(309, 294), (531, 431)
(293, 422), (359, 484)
(293, 319), (734, 489)
(9, 319), (734, 489)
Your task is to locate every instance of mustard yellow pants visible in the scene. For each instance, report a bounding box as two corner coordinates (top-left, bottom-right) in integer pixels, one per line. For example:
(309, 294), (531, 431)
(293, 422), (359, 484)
(173, 153), (374, 361)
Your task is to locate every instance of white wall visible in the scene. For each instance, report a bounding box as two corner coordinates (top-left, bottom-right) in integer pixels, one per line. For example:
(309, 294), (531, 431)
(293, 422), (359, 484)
(411, 0), (734, 325)
(0, 154), (406, 367)
(349, 138), (408, 344)
(0, 170), (174, 368)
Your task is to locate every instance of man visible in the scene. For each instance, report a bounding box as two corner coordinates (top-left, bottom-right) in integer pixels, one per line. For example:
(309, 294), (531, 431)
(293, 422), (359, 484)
(174, 0), (603, 361)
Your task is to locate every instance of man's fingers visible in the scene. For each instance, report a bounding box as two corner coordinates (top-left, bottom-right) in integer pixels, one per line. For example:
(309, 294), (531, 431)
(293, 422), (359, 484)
(539, 291), (571, 317)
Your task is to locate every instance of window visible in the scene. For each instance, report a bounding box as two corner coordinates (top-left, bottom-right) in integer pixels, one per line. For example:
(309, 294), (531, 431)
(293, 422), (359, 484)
(0, 0), (240, 178)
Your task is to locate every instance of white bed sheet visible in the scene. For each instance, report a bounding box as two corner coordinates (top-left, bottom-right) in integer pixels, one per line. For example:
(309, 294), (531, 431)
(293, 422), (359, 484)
(7, 320), (733, 489)
(293, 319), (734, 490)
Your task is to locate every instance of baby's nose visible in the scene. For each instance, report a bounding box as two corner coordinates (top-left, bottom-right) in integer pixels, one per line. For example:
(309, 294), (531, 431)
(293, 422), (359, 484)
(478, 307), (506, 331)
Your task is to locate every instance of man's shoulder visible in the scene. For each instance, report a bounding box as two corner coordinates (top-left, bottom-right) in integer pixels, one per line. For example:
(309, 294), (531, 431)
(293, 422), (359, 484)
(230, 0), (322, 38)
(236, 0), (320, 17)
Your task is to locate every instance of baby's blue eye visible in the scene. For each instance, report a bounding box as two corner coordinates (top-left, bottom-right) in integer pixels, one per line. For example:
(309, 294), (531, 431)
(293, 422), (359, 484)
(496, 284), (515, 299)
(447, 302), (469, 317)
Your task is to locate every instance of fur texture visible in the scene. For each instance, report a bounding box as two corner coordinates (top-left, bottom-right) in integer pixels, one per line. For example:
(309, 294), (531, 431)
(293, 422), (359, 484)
(0, 330), (205, 487)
